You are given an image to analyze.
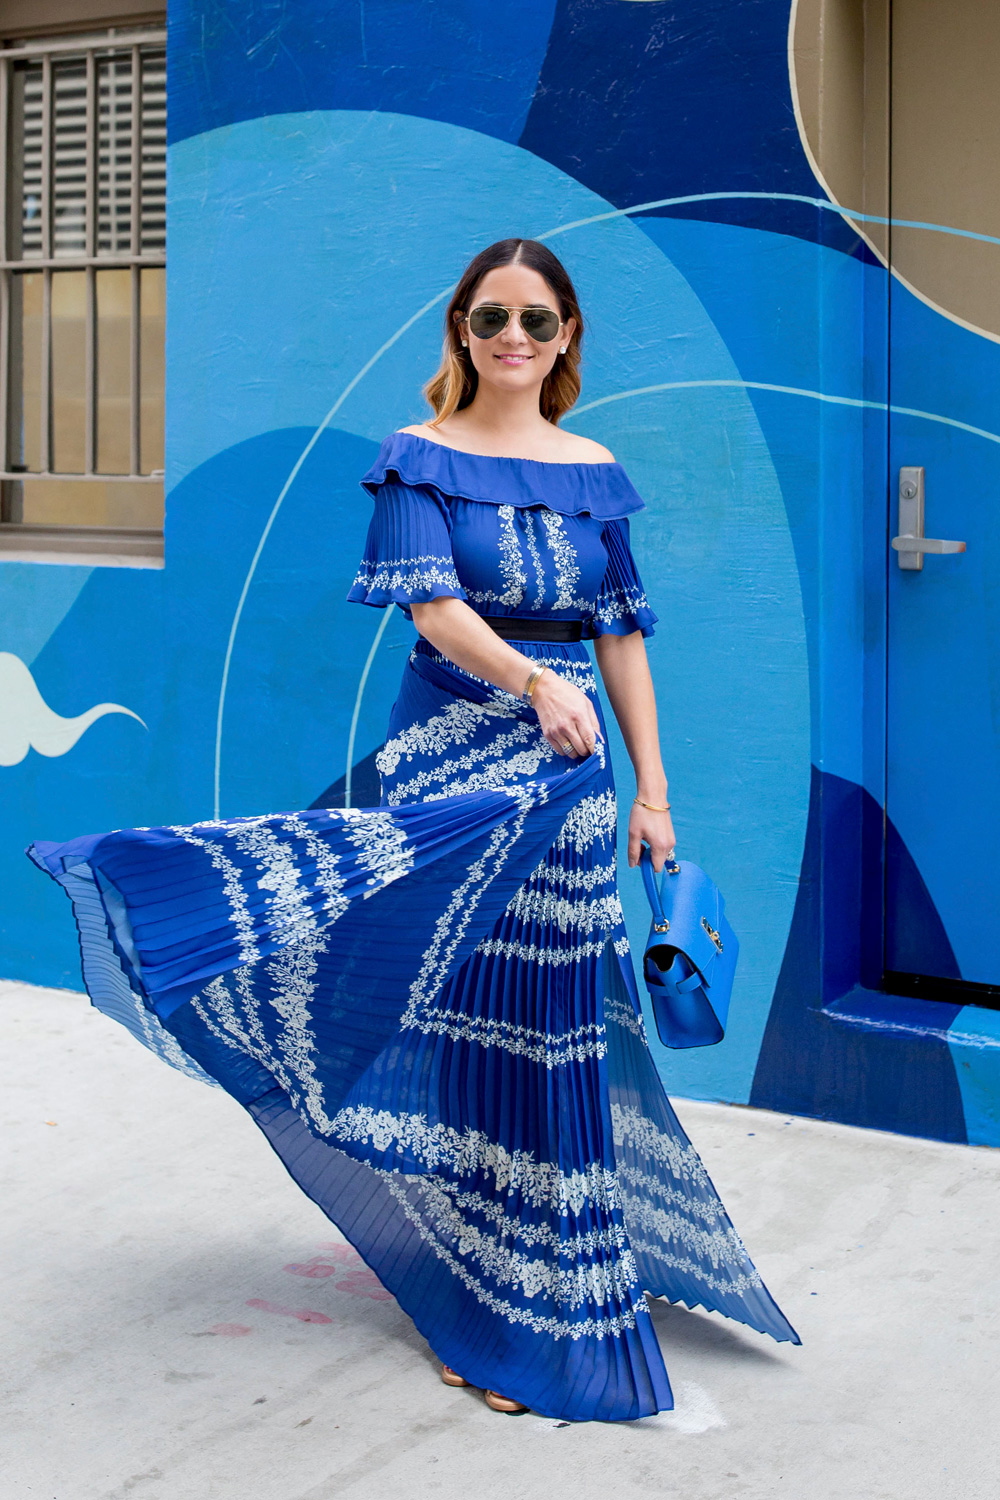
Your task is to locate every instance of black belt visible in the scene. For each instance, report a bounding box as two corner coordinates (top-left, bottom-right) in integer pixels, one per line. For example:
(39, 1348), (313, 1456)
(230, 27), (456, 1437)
(482, 615), (583, 643)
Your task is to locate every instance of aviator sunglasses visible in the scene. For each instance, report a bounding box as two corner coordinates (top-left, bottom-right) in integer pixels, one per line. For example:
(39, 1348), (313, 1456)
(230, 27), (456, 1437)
(460, 303), (564, 344)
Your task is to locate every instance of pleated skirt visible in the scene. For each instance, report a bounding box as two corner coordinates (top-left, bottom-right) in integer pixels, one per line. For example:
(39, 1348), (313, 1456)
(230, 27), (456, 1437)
(29, 637), (798, 1422)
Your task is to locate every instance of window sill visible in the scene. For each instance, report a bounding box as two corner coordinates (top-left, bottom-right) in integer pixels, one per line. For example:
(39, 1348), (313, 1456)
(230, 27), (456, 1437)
(0, 525), (164, 568)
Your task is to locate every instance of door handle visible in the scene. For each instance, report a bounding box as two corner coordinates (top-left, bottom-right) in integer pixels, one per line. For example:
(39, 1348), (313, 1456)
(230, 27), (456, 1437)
(891, 466), (966, 571)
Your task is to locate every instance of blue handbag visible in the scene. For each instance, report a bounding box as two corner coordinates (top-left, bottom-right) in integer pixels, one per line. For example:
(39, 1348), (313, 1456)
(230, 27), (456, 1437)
(639, 847), (738, 1048)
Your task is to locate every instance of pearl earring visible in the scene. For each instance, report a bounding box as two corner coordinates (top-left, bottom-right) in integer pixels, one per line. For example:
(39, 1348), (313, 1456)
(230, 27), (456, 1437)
(559, 345), (566, 354)
(461, 339), (468, 347)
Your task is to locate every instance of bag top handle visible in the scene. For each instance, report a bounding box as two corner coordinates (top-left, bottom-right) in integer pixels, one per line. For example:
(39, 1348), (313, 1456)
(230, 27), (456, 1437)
(639, 846), (668, 929)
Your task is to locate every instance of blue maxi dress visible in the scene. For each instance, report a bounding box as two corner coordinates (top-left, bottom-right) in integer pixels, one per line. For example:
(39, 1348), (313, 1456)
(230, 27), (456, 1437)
(29, 431), (798, 1422)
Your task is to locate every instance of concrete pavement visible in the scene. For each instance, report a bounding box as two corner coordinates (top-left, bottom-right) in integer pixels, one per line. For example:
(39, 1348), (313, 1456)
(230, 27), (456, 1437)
(2, 979), (997, 1500)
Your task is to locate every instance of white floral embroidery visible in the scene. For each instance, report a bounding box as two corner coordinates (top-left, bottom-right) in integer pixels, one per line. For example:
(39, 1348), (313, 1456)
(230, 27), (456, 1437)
(352, 554), (462, 599)
(401, 784), (539, 1026)
(465, 587), (515, 607)
(206, 822), (339, 1131)
(394, 1171), (641, 1309)
(539, 510), (588, 610)
(626, 1237), (764, 1297)
(193, 953), (337, 1135)
(378, 697), (518, 777)
(341, 808), (414, 894)
(506, 886), (624, 937)
(169, 810), (395, 1135)
(615, 1161), (727, 1228)
(413, 643), (596, 700)
(330, 1103), (620, 1215)
(603, 989), (647, 1041)
(611, 1103), (714, 1191)
(188, 811), (408, 1132)
(133, 1000), (217, 1080)
(170, 826), (258, 964)
(606, 1101), (766, 1294)
(593, 583), (651, 628)
(551, 791), (619, 857)
(523, 510), (546, 609)
(621, 1193), (760, 1281)
(195, 970), (268, 1072)
(231, 820), (316, 943)
(523, 857), (618, 896)
(497, 505), (526, 606)
(549, 657), (598, 695)
(475, 935), (612, 966)
(384, 725), (554, 807)
(375, 1171), (641, 1340)
(413, 1011), (607, 1068)
(279, 813), (349, 922)
(260, 932), (334, 1132)
(431, 1180), (629, 1256)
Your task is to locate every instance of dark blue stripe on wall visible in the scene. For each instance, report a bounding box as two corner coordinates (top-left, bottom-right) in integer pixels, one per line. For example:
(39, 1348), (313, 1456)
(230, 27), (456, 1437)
(519, 0), (873, 257)
(170, 0), (876, 259)
(310, 746), (383, 812)
(168, 0), (558, 146)
(750, 767), (967, 1142)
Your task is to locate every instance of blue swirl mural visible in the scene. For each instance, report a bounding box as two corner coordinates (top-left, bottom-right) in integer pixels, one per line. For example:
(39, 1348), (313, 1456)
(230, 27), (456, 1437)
(3, 0), (999, 1148)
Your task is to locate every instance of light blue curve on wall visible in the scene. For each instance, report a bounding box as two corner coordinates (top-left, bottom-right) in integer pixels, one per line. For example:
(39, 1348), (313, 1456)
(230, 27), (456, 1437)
(167, 109), (810, 1104)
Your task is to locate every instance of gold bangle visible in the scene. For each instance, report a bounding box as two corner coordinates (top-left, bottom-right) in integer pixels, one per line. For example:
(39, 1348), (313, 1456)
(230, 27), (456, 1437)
(522, 663), (547, 704)
(634, 796), (671, 812)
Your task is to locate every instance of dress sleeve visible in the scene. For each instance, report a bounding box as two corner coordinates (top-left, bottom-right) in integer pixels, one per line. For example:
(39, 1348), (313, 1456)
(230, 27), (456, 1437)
(589, 517), (659, 638)
(347, 480), (467, 610)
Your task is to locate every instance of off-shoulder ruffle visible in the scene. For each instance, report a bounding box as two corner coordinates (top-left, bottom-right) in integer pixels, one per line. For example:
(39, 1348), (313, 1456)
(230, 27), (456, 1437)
(360, 431), (646, 520)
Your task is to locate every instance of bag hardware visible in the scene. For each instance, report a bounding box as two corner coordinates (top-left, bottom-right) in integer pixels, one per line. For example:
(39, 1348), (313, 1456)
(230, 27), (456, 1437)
(700, 916), (724, 953)
(639, 848), (738, 1050)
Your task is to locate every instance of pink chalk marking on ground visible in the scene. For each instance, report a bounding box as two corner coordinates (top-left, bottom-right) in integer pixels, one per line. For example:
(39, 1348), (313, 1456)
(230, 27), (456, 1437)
(246, 1298), (333, 1325)
(283, 1260), (340, 1279)
(334, 1267), (394, 1301)
(335, 1277), (394, 1301)
(282, 1246), (393, 1300)
(284, 1246), (372, 1278)
(209, 1323), (253, 1337)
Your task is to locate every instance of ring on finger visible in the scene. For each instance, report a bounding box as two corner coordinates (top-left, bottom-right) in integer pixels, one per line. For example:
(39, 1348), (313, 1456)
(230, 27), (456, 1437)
(561, 740), (574, 753)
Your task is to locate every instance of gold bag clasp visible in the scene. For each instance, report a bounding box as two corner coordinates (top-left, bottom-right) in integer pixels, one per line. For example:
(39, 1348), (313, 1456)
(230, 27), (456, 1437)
(701, 916), (723, 953)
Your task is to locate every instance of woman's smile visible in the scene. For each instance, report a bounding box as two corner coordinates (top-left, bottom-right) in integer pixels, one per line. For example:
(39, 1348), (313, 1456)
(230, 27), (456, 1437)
(495, 351), (534, 364)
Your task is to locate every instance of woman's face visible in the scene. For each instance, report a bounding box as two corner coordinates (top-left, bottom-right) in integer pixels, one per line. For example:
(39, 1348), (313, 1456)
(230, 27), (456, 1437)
(456, 265), (576, 401)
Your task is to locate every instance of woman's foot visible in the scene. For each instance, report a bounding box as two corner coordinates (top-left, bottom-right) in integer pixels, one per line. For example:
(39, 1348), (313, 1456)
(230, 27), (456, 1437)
(441, 1364), (527, 1413)
(484, 1389), (528, 1414)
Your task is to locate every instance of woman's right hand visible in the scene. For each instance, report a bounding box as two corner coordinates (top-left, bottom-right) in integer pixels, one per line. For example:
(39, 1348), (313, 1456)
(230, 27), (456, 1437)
(530, 668), (603, 759)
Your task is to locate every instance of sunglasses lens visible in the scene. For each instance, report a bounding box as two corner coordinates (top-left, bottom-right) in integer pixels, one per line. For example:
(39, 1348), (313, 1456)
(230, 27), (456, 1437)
(519, 308), (561, 342)
(469, 305), (510, 339)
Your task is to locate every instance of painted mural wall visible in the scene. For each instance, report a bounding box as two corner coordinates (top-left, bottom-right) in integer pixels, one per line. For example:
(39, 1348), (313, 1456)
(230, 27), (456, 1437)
(3, 0), (998, 1146)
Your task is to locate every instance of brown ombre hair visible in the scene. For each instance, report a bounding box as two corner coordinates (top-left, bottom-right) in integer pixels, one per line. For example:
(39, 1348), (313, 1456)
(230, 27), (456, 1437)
(423, 239), (583, 427)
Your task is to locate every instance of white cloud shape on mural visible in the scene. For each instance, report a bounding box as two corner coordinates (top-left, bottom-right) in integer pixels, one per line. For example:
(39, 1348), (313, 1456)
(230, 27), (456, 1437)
(0, 652), (145, 766)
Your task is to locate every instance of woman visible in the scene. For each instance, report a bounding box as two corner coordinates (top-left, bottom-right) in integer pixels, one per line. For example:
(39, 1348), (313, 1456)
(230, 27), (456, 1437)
(30, 239), (797, 1424)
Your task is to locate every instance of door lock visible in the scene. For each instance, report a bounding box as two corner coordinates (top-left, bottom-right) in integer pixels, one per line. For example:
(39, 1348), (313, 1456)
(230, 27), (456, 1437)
(891, 466), (966, 571)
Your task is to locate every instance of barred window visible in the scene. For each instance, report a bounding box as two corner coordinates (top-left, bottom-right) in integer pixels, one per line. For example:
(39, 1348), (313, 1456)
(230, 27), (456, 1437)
(0, 22), (166, 564)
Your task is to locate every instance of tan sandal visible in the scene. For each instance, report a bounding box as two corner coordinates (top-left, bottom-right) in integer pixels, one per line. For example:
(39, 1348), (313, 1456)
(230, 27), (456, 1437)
(484, 1389), (528, 1414)
(441, 1364), (471, 1388)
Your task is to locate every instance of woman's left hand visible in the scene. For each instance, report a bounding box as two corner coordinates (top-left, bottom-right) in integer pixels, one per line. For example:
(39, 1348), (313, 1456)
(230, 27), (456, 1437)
(627, 802), (676, 871)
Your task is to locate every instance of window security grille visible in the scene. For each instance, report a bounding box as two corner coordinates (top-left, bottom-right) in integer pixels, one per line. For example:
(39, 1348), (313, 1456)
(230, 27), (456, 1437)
(0, 26), (166, 556)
